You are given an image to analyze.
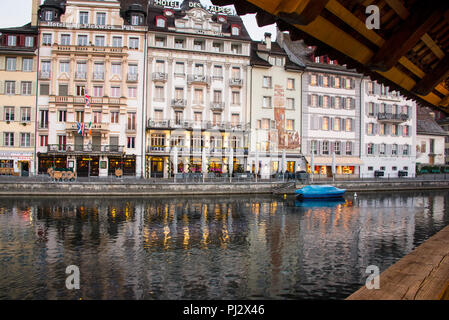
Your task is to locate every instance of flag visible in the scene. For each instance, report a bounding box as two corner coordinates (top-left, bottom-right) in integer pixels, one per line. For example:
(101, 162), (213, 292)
(85, 93), (91, 108)
(88, 122), (92, 136)
(77, 122), (85, 136)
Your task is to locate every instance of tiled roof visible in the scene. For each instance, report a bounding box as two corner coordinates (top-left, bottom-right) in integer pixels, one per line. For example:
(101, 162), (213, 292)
(417, 106), (448, 136)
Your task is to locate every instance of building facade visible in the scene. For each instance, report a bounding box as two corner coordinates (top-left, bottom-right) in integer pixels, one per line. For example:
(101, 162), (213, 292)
(0, 20), (38, 176)
(416, 106), (447, 167)
(360, 79), (417, 178)
(249, 33), (304, 178)
(145, 0), (251, 178)
(36, 0), (147, 177)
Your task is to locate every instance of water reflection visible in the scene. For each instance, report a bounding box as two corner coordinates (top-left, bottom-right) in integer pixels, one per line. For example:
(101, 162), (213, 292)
(0, 191), (449, 300)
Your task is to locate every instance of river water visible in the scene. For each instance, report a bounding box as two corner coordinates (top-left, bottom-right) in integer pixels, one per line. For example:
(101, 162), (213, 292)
(0, 190), (448, 300)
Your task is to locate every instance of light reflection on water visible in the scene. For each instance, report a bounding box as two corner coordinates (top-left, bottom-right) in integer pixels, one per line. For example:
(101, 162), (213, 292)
(0, 191), (448, 300)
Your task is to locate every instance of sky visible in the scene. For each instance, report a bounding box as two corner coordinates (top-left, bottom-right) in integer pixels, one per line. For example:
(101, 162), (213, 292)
(0, 0), (277, 41)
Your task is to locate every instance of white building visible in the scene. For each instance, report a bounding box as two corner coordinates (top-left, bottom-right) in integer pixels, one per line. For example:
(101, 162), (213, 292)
(360, 79), (417, 178)
(249, 33), (304, 178)
(416, 106), (447, 167)
(145, 0), (251, 178)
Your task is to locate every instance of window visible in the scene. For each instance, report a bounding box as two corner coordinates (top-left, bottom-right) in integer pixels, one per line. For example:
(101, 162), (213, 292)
(96, 13), (106, 25)
(231, 67), (240, 79)
(391, 124), (398, 136)
(286, 98), (295, 109)
(129, 37), (139, 49)
(311, 94), (318, 107)
(175, 62), (185, 75)
(322, 141), (329, 155)
(193, 40), (204, 51)
(322, 76), (329, 87)
(263, 96), (272, 108)
(95, 35), (105, 47)
(75, 111), (84, 123)
(367, 123), (374, 135)
(6, 58), (16, 71)
(110, 111), (119, 123)
(175, 87), (184, 100)
(42, 34), (52, 45)
(59, 61), (69, 73)
(194, 88), (204, 104)
(367, 143), (374, 155)
(155, 60), (165, 73)
(79, 12), (89, 24)
(345, 97), (353, 109)
(40, 135), (48, 147)
(93, 111), (102, 124)
(380, 123), (385, 135)
(334, 118), (341, 131)
(131, 15), (142, 26)
(21, 107), (31, 122)
(310, 74), (317, 86)
(311, 140), (318, 154)
(323, 96), (329, 108)
(93, 86), (103, 97)
(334, 77), (341, 88)
(175, 38), (185, 49)
(368, 102), (374, 116)
(392, 166), (397, 171)
(44, 10), (53, 21)
(213, 65), (223, 78)
(175, 111), (183, 124)
(231, 43), (241, 54)
(154, 86), (164, 101)
(367, 81), (374, 94)
(232, 91), (240, 105)
(334, 141), (341, 155)
(155, 37), (166, 47)
(213, 90), (222, 103)
(112, 36), (122, 47)
(61, 34), (71, 45)
(403, 145), (409, 155)
(287, 78), (295, 90)
(7, 35), (16, 46)
(58, 110), (67, 122)
(275, 57), (283, 66)
(78, 35), (88, 46)
(231, 114), (240, 126)
(392, 144), (398, 155)
(21, 81), (32, 95)
(334, 96), (341, 109)
(286, 119), (294, 131)
(194, 112), (202, 123)
(263, 76), (272, 88)
(379, 143), (386, 155)
(4, 133), (14, 147)
(76, 62), (87, 79)
(76, 85), (86, 96)
(231, 25), (240, 36)
(23, 58), (33, 72)
(128, 87), (137, 98)
(112, 63), (121, 75)
(156, 17), (166, 28)
(58, 135), (66, 151)
(212, 42), (223, 52)
(40, 83), (49, 95)
(5, 81), (16, 95)
(4, 107), (15, 121)
(346, 142), (352, 155)
(322, 117), (329, 130)
(403, 125), (410, 136)
(345, 118), (352, 131)
(368, 166), (373, 171)
(111, 86), (121, 97)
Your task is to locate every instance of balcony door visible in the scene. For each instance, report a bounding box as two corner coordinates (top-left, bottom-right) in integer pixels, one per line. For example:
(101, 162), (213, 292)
(75, 135), (84, 151)
(92, 135), (101, 152)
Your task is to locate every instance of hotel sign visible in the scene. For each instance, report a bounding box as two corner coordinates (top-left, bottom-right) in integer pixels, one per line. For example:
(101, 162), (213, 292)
(42, 21), (142, 31)
(153, 0), (234, 15)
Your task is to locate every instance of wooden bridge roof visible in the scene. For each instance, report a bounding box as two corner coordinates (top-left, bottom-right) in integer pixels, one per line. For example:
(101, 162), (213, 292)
(211, 0), (449, 114)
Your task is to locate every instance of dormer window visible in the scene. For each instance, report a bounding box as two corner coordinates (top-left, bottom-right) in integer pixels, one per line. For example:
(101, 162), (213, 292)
(231, 24), (241, 36)
(131, 15), (143, 26)
(217, 15), (227, 23)
(156, 16), (166, 28)
(44, 10), (53, 22)
(163, 9), (174, 17)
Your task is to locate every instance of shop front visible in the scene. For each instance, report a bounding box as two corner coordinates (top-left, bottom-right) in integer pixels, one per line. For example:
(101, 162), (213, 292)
(76, 156), (99, 177)
(38, 155), (67, 174)
(0, 152), (34, 176)
(306, 156), (362, 177)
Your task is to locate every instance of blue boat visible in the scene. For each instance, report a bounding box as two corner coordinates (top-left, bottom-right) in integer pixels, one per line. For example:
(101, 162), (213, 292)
(295, 185), (346, 199)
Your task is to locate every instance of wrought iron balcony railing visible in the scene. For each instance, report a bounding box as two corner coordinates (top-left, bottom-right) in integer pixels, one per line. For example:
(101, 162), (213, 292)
(147, 119), (250, 131)
(152, 72), (168, 81)
(47, 144), (124, 153)
(229, 78), (243, 87)
(377, 112), (409, 122)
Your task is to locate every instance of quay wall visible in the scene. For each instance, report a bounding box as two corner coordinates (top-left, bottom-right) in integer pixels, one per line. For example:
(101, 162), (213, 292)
(0, 179), (448, 196)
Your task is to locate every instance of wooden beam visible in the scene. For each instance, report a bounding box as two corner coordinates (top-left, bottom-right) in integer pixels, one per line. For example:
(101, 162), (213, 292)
(421, 33), (445, 59)
(368, 4), (445, 72)
(276, 0), (330, 25)
(384, 0), (409, 19)
(412, 55), (449, 96)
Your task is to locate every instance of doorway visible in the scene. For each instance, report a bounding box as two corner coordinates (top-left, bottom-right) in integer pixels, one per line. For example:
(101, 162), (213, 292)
(151, 157), (164, 177)
(76, 156), (99, 177)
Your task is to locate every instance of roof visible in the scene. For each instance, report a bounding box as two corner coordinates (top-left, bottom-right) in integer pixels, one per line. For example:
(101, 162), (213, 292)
(209, 0), (449, 115)
(417, 106), (448, 136)
(0, 23), (37, 34)
(250, 39), (304, 71)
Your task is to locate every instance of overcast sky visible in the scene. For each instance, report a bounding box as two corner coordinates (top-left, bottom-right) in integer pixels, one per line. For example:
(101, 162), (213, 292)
(0, 0), (277, 41)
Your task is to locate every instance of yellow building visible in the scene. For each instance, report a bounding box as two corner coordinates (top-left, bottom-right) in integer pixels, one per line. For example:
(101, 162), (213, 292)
(0, 23), (38, 176)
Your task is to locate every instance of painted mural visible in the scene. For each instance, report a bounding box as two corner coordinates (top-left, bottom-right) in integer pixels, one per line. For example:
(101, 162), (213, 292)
(272, 85), (300, 150)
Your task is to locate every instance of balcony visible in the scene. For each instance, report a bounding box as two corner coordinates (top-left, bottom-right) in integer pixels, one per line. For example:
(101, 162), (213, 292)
(49, 96), (126, 105)
(53, 44), (125, 56)
(127, 73), (138, 82)
(210, 101), (225, 112)
(152, 72), (168, 82)
(47, 144), (124, 154)
(171, 99), (187, 108)
(75, 72), (87, 80)
(92, 72), (104, 81)
(229, 78), (243, 87)
(39, 71), (50, 80)
(147, 119), (250, 131)
(187, 74), (210, 85)
(377, 112), (409, 123)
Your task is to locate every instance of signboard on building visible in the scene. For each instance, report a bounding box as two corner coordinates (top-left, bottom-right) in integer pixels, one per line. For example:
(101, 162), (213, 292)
(153, 0), (235, 15)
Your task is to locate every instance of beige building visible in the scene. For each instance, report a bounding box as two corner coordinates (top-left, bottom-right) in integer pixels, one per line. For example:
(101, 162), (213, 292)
(0, 19), (38, 176)
(249, 33), (304, 178)
(36, 0), (147, 177)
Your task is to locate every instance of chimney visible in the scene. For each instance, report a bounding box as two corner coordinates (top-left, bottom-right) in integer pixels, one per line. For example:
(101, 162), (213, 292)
(264, 32), (272, 51)
(31, 0), (40, 27)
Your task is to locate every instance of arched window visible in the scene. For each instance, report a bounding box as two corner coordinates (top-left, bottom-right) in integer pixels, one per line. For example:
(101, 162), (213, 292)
(231, 24), (241, 36)
(156, 16), (166, 28)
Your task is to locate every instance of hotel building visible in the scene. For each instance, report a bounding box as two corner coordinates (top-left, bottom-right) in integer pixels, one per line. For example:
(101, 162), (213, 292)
(36, 0), (147, 177)
(145, 0), (251, 178)
(249, 33), (304, 178)
(360, 79), (417, 178)
(0, 8), (38, 176)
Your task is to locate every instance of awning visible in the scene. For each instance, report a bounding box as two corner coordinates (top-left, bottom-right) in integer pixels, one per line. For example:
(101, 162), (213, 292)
(305, 156), (363, 166)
